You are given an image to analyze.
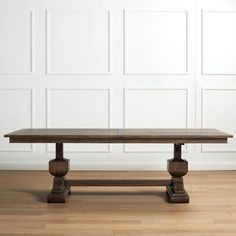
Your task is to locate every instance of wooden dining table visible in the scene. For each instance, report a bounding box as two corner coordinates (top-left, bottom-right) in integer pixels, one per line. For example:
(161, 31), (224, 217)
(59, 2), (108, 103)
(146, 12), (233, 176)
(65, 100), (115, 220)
(4, 128), (233, 204)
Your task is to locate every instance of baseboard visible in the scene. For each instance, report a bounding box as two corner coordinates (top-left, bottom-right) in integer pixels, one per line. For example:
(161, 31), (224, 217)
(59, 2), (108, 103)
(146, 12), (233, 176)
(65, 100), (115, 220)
(0, 161), (236, 170)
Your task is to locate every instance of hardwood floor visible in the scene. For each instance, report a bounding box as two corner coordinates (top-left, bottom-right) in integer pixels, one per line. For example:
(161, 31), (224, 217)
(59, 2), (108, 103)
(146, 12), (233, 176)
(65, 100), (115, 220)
(0, 170), (236, 235)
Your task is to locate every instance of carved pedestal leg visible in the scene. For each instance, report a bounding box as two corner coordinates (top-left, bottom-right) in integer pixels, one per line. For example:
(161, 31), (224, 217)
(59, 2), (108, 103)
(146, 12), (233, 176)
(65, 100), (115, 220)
(47, 143), (71, 203)
(166, 143), (189, 203)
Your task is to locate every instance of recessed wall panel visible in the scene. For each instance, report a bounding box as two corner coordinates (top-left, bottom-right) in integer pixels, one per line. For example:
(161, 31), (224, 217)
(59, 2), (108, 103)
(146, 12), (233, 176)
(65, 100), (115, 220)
(124, 11), (188, 75)
(0, 11), (33, 74)
(201, 89), (236, 152)
(46, 11), (110, 75)
(47, 89), (110, 152)
(202, 11), (236, 74)
(124, 89), (188, 152)
(0, 89), (33, 151)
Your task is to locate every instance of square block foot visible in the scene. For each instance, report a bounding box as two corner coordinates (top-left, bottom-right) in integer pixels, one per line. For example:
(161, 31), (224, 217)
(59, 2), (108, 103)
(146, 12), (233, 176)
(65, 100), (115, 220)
(166, 186), (189, 203)
(47, 185), (71, 203)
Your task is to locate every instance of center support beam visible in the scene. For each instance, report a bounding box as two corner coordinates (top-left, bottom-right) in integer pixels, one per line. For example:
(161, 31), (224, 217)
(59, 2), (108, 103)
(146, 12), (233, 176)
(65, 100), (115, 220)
(65, 179), (172, 187)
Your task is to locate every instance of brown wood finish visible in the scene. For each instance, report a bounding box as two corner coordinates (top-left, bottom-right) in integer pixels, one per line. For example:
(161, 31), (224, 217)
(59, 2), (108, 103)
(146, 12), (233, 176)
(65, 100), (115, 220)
(4, 128), (233, 204)
(65, 179), (172, 186)
(4, 128), (232, 143)
(167, 143), (189, 203)
(47, 143), (71, 203)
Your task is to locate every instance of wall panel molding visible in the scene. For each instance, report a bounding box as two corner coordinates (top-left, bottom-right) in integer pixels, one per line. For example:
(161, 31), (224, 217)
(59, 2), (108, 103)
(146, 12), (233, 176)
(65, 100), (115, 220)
(201, 10), (236, 75)
(123, 88), (189, 153)
(123, 10), (188, 75)
(201, 88), (236, 153)
(1, 0), (236, 170)
(46, 88), (111, 153)
(45, 10), (111, 75)
(0, 88), (34, 152)
(0, 10), (35, 75)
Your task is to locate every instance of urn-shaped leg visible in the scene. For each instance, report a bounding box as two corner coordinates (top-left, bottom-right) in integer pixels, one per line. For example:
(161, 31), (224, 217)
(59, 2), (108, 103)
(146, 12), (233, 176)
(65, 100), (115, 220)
(166, 144), (189, 203)
(47, 143), (71, 203)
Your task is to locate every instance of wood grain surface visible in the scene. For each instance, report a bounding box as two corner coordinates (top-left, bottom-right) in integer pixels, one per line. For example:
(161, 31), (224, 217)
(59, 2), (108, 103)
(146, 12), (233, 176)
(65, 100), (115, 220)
(4, 128), (233, 143)
(0, 170), (236, 235)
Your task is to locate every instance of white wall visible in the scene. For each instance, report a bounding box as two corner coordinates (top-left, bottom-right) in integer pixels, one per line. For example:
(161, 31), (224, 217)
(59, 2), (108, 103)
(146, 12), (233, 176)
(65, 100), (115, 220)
(0, 0), (236, 170)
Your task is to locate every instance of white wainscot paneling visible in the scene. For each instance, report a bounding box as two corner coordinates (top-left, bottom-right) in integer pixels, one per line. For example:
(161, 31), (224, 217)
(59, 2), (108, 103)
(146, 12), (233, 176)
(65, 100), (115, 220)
(0, 11), (34, 74)
(124, 11), (188, 75)
(124, 89), (188, 152)
(0, 89), (33, 151)
(202, 11), (236, 75)
(46, 11), (110, 75)
(201, 89), (236, 152)
(47, 88), (110, 152)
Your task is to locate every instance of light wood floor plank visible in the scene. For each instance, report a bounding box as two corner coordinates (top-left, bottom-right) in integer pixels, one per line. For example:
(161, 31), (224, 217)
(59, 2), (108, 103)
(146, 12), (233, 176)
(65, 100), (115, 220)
(0, 170), (236, 235)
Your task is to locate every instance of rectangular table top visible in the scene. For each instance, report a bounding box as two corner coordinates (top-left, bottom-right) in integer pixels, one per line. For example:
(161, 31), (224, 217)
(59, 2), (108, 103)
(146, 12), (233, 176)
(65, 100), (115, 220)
(4, 128), (233, 143)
